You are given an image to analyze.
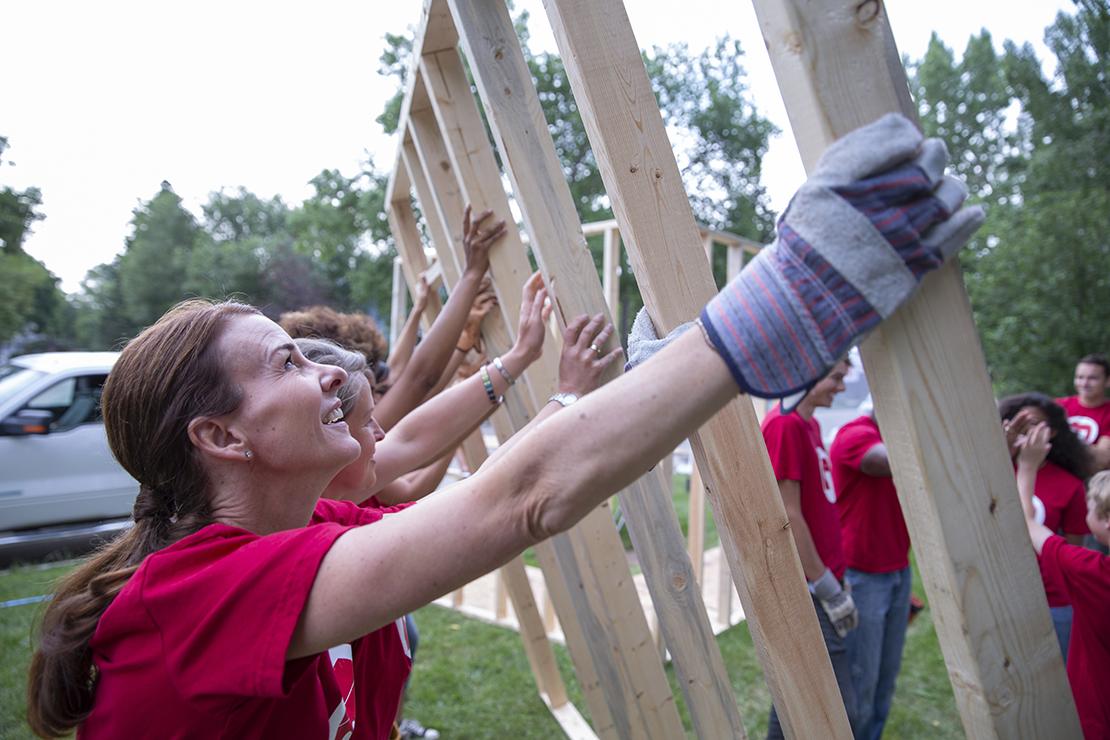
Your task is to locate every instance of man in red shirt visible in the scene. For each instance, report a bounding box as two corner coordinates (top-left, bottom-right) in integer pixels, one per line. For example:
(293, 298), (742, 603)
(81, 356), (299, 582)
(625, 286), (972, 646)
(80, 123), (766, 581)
(762, 359), (858, 739)
(830, 411), (910, 740)
(1057, 354), (1110, 471)
(1017, 425), (1110, 739)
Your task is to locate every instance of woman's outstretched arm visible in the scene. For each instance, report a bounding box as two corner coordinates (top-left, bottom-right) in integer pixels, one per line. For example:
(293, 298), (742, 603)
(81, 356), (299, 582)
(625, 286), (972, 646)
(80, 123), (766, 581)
(291, 327), (734, 659)
(290, 113), (983, 658)
(374, 206), (504, 431)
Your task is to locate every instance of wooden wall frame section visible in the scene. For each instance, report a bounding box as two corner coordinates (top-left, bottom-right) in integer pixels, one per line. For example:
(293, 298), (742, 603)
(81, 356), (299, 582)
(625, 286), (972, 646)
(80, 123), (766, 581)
(539, 0), (851, 737)
(387, 194), (597, 739)
(405, 60), (689, 738)
(749, 2), (1081, 737)
(432, 9), (744, 735)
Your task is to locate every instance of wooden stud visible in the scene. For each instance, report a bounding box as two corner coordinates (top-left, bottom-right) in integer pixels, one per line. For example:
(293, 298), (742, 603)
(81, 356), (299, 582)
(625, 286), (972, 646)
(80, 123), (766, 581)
(687, 462), (705, 587)
(540, 1), (851, 736)
(388, 196), (588, 733)
(443, 3), (746, 736)
(390, 257), (406, 350)
(602, 227), (621, 320)
(402, 117), (629, 734)
(750, 1), (1081, 736)
(418, 40), (703, 737)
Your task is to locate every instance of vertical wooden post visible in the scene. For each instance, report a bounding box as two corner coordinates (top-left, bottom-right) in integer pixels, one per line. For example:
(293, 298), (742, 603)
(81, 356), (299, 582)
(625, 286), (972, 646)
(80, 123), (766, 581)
(749, 1), (1080, 737)
(390, 256), (406, 350)
(541, 0), (851, 736)
(443, 4), (746, 736)
(687, 463), (706, 587)
(404, 88), (660, 735)
(387, 194), (587, 735)
(602, 226), (621, 319)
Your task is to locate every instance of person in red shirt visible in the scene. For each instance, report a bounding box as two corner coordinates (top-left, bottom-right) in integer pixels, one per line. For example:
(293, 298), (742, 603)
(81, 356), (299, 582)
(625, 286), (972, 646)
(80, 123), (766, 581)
(762, 359), (858, 739)
(1057, 354), (1110, 471)
(1016, 425), (1110, 739)
(1000, 393), (1092, 659)
(24, 115), (978, 739)
(830, 410), (910, 740)
(299, 300), (614, 739)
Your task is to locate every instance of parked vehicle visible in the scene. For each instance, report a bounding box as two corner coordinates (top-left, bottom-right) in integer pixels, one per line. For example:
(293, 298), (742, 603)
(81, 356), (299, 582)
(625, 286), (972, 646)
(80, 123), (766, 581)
(0, 352), (137, 532)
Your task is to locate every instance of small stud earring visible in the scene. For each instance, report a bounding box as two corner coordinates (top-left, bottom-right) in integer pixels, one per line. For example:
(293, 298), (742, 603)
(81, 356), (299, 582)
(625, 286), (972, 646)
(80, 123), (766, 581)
(244, 450), (252, 461)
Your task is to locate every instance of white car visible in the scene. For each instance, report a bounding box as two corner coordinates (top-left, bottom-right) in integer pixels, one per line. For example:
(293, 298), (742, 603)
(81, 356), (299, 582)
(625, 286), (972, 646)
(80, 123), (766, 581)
(0, 352), (138, 532)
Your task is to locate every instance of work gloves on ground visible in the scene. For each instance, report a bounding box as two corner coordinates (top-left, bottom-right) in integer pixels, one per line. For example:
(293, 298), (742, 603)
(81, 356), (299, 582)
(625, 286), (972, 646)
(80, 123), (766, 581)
(809, 568), (859, 639)
(628, 113), (984, 408)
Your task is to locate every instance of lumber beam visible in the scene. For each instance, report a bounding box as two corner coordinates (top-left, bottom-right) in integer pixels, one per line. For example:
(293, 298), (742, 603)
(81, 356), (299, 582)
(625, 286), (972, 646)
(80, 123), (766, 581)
(442, 4), (744, 736)
(540, 0), (851, 736)
(749, 1), (1081, 737)
(410, 53), (684, 736)
(387, 201), (580, 724)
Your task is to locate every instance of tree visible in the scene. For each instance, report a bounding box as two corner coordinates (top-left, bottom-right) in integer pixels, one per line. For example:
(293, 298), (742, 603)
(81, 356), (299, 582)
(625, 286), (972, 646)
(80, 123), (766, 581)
(117, 182), (205, 329)
(911, 1), (1110, 395)
(0, 136), (70, 347)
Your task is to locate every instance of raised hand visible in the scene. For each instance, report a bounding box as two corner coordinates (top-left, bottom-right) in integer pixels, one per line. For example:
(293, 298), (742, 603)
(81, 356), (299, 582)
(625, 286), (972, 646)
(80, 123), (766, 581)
(513, 272), (552, 362)
(557, 313), (623, 396)
(461, 204), (506, 278)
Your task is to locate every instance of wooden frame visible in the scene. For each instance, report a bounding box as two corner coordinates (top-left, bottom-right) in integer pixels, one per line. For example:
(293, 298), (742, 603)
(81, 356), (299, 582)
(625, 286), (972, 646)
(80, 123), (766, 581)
(384, 0), (1079, 738)
(749, 1), (1080, 736)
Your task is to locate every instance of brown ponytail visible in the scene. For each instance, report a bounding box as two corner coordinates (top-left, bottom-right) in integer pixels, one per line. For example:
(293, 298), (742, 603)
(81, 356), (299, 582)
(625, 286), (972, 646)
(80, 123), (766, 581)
(27, 299), (259, 737)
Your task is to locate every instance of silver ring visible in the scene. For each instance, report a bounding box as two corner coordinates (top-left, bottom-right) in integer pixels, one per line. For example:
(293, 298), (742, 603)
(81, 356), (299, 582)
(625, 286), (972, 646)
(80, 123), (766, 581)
(589, 343), (601, 355)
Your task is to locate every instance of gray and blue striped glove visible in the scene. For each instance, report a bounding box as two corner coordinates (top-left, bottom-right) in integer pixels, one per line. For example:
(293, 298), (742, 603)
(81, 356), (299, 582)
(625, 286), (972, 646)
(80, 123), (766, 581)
(701, 113), (984, 403)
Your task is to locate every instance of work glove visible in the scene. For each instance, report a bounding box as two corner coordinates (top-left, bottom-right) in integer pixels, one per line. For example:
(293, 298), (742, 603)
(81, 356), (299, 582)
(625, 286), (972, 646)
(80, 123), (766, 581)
(698, 113), (984, 408)
(810, 568), (859, 639)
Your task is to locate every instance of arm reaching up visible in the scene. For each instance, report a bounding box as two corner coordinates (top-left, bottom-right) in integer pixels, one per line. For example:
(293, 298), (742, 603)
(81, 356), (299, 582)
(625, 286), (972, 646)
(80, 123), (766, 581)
(375, 205), (506, 430)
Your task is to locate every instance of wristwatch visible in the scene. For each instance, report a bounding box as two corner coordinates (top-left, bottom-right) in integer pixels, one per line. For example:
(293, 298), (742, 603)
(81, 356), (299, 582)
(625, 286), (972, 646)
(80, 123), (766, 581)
(548, 392), (580, 408)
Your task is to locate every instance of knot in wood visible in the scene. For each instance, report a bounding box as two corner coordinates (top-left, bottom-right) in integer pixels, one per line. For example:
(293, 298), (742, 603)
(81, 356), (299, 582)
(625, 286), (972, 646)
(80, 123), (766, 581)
(653, 169), (663, 180)
(989, 497), (998, 515)
(494, 47), (504, 61)
(671, 573), (687, 591)
(855, 0), (881, 25)
(629, 164), (639, 174)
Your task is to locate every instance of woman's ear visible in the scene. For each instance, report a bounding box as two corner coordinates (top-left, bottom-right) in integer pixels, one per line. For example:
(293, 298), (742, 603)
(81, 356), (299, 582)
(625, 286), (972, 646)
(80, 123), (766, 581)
(188, 416), (249, 462)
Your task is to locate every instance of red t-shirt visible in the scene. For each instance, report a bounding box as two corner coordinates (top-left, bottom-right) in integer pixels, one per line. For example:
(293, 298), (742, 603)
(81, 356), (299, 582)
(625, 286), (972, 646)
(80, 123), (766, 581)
(1038, 536), (1110, 739)
(82, 498), (411, 739)
(1057, 396), (1110, 447)
(1025, 462), (1090, 607)
(829, 415), (910, 573)
(762, 405), (846, 579)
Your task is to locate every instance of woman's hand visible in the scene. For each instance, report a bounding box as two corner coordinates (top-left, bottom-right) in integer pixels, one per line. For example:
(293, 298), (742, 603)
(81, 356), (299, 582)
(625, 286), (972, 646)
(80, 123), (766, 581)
(1003, 408), (1036, 459)
(510, 272), (552, 364)
(1017, 421), (1051, 470)
(557, 313), (623, 396)
(462, 204), (505, 279)
(459, 277), (498, 353)
(413, 276), (430, 313)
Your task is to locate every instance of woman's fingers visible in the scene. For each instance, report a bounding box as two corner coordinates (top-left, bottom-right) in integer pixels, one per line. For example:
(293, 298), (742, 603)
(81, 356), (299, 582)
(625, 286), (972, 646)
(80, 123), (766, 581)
(563, 314), (590, 346)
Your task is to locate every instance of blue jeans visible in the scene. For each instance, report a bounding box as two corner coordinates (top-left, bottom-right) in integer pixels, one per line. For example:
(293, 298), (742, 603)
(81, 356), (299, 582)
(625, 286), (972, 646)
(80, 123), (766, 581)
(767, 594), (859, 739)
(1050, 605), (1072, 663)
(844, 566), (912, 740)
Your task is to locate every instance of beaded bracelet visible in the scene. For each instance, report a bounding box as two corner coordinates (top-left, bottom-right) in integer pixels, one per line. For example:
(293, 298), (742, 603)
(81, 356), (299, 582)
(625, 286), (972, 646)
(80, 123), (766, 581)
(480, 365), (501, 405)
(492, 356), (515, 386)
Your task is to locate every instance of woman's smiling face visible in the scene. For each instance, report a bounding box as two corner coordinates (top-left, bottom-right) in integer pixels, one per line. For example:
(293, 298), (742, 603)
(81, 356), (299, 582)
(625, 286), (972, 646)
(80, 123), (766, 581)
(215, 314), (361, 476)
(326, 374), (385, 501)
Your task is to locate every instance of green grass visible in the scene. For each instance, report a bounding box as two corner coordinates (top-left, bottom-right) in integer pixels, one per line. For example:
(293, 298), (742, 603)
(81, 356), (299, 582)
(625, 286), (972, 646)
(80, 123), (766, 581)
(1, 563), (73, 740)
(1, 553), (962, 739)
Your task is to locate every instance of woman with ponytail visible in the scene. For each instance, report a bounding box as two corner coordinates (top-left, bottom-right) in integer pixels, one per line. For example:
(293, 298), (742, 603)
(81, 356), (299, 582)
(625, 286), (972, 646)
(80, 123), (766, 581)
(26, 114), (980, 738)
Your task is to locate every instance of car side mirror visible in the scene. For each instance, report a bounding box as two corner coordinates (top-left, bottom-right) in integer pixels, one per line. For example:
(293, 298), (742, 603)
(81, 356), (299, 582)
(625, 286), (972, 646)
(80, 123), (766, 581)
(0, 409), (53, 436)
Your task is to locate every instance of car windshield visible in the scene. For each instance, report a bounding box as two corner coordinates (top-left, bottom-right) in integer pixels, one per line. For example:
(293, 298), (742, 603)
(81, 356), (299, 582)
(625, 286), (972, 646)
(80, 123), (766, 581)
(0, 365), (46, 408)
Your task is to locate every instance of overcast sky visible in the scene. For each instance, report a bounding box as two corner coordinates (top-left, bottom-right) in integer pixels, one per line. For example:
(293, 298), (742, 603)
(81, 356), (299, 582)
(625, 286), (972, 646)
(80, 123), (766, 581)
(4, 0), (1072, 292)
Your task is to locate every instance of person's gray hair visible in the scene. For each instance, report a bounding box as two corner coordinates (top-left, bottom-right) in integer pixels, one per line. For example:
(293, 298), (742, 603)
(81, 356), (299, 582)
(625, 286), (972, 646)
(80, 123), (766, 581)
(295, 337), (370, 418)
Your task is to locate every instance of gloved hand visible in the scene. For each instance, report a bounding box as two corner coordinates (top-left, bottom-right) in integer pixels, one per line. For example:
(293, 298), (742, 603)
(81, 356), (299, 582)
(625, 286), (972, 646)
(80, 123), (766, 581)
(701, 113), (984, 403)
(810, 568), (859, 639)
(625, 307), (693, 371)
